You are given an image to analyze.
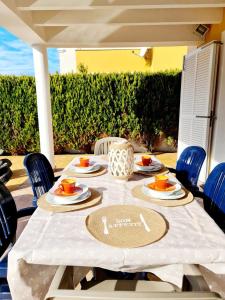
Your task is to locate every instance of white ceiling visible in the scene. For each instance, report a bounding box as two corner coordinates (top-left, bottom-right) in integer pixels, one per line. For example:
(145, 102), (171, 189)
(0, 0), (225, 47)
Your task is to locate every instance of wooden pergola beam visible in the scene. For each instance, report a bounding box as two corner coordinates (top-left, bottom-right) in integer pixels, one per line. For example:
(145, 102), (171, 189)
(32, 8), (223, 26)
(45, 24), (203, 47)
(16, 0), (225, 10)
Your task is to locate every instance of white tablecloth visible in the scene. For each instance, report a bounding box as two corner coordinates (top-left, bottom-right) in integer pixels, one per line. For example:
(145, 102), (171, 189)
(7, 156), (225, 300)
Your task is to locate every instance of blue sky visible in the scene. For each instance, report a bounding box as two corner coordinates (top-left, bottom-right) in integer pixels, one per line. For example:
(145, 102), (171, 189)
(0, 27), (59, 75)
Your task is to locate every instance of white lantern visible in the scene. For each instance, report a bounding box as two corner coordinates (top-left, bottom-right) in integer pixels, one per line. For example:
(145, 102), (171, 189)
(108, 141), (134, 180)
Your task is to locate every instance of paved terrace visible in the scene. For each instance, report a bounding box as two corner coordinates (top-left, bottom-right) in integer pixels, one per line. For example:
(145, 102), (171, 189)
(2, 153), (177, 237)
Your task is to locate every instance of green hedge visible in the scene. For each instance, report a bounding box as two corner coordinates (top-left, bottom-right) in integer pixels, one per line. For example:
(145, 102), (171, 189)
(0, 71), (181, 154)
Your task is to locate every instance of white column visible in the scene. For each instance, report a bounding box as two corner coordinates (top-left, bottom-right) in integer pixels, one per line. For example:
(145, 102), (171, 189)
(32, 45), (55, 167)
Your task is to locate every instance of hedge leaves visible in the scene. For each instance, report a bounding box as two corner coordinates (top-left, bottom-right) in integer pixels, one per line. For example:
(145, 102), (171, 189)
(0, 71), (181, 154)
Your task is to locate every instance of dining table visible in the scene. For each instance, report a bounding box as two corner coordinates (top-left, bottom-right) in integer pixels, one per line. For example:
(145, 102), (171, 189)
(7, 155), (225, 300)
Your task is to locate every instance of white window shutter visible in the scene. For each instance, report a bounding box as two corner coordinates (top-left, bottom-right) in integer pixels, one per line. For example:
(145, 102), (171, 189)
(178, 42), (220, 182)
(178, 52), (197, 156)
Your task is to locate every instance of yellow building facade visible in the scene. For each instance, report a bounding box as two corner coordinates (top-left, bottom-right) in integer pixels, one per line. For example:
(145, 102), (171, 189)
(205, 9), (225, 43)
(75, 47), (188, 73)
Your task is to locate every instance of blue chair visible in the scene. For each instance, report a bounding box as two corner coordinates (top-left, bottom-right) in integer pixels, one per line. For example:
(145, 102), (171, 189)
(193, 163), (225, 232)
(0, 182), (35, 299)
(169, 146), (206, 191)
(24, 153), (60, 207)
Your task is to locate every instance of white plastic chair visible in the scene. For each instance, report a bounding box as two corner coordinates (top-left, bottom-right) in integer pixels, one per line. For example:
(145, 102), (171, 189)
(44, 266), (222, 300)
(94, 137), (127, 155)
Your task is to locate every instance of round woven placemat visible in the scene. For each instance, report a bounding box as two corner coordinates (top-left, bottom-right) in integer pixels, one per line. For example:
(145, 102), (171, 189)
(86, 205), (167, 248)
(64, 165), (107, 178)
(131, 185), (194, 207)
(134, 166), (169, 177)
(37, 188), (102, 213)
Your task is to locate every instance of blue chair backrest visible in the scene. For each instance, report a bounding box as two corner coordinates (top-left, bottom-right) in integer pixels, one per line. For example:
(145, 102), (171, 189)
(23, 153), (55, 200)
(176, 146), (206, 187)
(204, 163), (225, 214)
(0, 183), (17, 256)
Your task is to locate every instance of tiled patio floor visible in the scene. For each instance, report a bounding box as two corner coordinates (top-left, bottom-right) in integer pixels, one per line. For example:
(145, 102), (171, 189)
(2, 153), (177, 237)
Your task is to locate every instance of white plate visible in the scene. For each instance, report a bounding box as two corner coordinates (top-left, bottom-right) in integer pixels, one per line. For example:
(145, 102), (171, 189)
(142, 186), (185, 200)
(48, 183), (88, 202)
(46, 189), (91, 205)
(74, 160), (96, 171)
(143, 178), (181, 198)
(135, 160), (163, 172)
(70, 164), (100, 174)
